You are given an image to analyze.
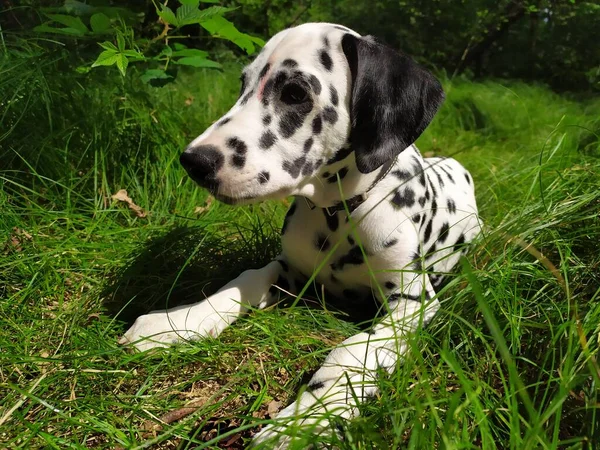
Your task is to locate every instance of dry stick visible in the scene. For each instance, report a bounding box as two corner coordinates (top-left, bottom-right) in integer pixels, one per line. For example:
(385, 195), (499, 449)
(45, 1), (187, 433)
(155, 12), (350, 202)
(140, 398), (207, 436)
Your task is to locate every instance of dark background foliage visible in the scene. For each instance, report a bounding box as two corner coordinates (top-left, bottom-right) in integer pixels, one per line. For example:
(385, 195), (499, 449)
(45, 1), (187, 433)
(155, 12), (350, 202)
(2, 0), (599, 91)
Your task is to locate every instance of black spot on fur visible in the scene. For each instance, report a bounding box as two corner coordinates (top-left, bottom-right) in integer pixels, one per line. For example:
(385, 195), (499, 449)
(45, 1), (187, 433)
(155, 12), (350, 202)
(347, 235), (355, 245)
(432, 167), (444, 187)
(281, 201), (297, 234)
(322, 106), (338, 124)
(389, 292), (424, 302)
(273, 71), (288, 90)
(385, 281), (396, 289)
(411, 156), (426, 187)
(424, 218), (433, 243)
(438, 222), (450, 244)
(240, 89), (254, 105)
(465, 172), (471, 184)
(227, 137), (247, 155)
(332, 246), (364, 270)
(319, 49), (333, 71)
(323, 36), (330, 47)
(430, 180), (438, 199)
(282, 58), (298, 68)
(431, 199), (438, 218)
(312, 115), (323, 135)
(440, 166), (455, 183)
(308, 74), (322, 95)
(315, 232), (330, 251)
(447, 198), (457, 214)
(261, 79), (274, 105)
(334, 25), (350, 32)
(259, 130), (277, 149)
(279, 111), (303, 138)
(262, 114), (272, 126)
(425, 189), (431, 201)
(304, 138), (313, 153)
(426, 243), (437, 258)
(216, 117), (231, 127)
(391, 187), (416, 208)
(383, 237), (398, 248)
(412, 213), (421, 223)
(258, 171), (270, 184)
(327, 166), (349, 183)
(322, 209), (339, 232)
(302, 161), (314, 176)
(277, 259), (289, 272)
(283, 156), (306, 179)
(329, 85), (339, 105)
(393, 169), (411, 181)
(231, 154), (245, 168)
(412, 252), (422, 271)
(326, 146), (353, 165)
(259, 63), (270, 80)
(322, 171), (331, 178)
(308, 380), (325, 391)
(453, 233), (466, 253)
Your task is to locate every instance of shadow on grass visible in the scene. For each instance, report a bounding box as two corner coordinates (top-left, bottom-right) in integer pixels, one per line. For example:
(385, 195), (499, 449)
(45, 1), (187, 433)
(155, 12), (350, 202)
(102, 225), (281, 326)
(102, 224), (380, 328)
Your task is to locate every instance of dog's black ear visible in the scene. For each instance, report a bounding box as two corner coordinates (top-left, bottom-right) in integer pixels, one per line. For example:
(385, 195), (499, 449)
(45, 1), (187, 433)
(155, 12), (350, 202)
(341, 34), (445, 174)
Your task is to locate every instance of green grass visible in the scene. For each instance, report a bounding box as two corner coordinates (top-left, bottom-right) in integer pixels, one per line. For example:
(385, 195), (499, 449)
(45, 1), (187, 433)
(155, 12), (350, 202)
(1, 47), (599, 449)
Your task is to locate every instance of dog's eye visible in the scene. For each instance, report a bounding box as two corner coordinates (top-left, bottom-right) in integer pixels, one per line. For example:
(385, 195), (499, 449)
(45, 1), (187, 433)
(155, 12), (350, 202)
(281, 83), (308, 104)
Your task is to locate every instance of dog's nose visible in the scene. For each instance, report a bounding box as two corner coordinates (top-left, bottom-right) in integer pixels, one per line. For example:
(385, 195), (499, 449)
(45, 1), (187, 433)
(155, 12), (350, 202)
(180, 145), (224, 187)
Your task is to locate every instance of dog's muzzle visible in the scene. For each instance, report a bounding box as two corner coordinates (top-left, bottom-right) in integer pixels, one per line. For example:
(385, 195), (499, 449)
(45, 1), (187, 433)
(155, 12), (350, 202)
(180, 144), (223, 191)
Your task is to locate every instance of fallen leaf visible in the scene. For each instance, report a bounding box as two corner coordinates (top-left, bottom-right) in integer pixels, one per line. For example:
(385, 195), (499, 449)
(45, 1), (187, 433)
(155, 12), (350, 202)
(194, 195), (214, 214)
(111, 189), (147, 218)
(267, 400), (282, 417)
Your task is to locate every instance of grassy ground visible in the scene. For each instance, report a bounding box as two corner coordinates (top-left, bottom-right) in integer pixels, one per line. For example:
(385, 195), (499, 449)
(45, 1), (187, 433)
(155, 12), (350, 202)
(1, 47), (600, 449)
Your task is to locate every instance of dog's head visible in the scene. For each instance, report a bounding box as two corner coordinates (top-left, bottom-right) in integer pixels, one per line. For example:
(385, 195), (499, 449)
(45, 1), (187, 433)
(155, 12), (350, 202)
(181, 23), (444, 206)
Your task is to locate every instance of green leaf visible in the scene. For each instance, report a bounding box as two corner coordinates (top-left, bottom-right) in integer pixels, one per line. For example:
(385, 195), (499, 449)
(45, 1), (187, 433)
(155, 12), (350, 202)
(157, 5), (178, 26)
(33, 23), (86, 36)
(90, 13), (111, 33)
(200, 16), (262, 54)
(91, 50), (118, 67)
(178, 0), (200, 5)
(116, 54), (129, 76)
(116, 32), (125, 51)
(45, 14), (88, 34)
(174, 56), (222, 68)
(140, 69), (173, 83)
(175, 5), (236, 27)
(200, 0), (220, 3)
(99, 41), (118, 51)
(171, 48), (209, 58)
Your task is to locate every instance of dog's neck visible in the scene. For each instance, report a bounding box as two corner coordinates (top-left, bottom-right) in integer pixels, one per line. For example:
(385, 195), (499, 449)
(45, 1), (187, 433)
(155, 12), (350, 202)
(295, 154), (395, 210)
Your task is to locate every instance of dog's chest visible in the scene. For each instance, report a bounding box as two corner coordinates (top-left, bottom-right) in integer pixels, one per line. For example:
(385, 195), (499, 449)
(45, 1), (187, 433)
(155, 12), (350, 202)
(281, 200), (375, 297)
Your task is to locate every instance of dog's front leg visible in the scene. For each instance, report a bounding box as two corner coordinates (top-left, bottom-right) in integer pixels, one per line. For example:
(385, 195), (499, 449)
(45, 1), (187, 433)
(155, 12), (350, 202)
(252, 296), (440, 448)
(119, 259), (287, 351)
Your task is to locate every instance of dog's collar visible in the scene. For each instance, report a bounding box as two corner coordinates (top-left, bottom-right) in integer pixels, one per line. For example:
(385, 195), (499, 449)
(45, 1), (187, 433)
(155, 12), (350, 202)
(305, 156), (397, 216)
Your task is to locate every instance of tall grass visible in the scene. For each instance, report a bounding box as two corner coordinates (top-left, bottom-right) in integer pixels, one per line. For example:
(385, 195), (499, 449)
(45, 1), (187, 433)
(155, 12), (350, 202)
(1, 46), (599, 449)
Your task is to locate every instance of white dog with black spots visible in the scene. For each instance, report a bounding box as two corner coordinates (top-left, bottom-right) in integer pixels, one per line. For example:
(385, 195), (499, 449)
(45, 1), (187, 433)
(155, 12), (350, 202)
(120, 22), (481, 448)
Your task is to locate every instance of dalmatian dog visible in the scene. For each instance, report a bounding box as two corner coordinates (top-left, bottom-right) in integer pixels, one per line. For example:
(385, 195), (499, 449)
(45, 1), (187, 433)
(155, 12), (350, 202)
(120, 23), (480, 448)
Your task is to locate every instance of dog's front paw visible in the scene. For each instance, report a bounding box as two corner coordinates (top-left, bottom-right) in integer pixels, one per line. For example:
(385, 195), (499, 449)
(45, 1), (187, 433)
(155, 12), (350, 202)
(251, 402), (337, 450)
(118, 303), (226, 351)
